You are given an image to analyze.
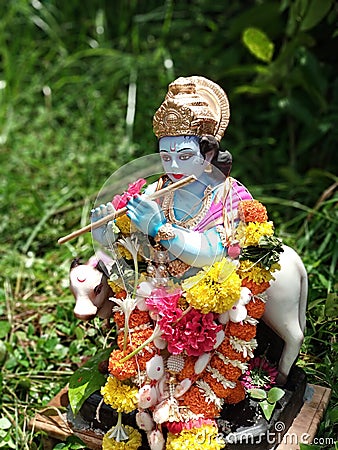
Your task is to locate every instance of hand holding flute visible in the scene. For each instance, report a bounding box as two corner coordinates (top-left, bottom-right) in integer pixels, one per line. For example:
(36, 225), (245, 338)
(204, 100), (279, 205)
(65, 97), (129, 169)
(57, 175), (197, 245)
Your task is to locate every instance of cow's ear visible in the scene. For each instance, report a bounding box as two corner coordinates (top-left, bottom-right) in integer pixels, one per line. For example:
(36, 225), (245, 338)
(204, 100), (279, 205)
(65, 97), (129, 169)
(70, 258), (82, 269)
(96, 260), (110, 278)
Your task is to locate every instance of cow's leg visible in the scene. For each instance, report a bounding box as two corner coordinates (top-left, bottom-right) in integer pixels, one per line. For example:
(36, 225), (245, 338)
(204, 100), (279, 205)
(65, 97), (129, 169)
(276, 323), (304, 384)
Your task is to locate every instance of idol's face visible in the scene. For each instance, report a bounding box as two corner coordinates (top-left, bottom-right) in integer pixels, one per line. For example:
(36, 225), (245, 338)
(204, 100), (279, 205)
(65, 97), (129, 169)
(159, 136), (208, 182)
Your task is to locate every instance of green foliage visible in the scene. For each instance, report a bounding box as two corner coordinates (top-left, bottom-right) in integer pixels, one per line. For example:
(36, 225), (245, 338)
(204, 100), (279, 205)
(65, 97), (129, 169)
(68, 347), (111, 416)
(248, 386), (285, 420)
(52, 436), (86, 449)
(242, 27), (275, 63)
(0, 0), (337, 447)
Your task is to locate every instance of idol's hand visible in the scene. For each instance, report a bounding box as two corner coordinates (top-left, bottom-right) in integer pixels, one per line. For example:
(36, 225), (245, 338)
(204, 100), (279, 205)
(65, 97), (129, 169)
(127, 195), (166, 237)
(90, 202), (117, 246)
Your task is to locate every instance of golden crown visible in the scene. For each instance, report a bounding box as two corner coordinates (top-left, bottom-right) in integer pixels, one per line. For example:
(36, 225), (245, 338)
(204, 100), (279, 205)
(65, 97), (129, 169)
(153, 76), (230, 142)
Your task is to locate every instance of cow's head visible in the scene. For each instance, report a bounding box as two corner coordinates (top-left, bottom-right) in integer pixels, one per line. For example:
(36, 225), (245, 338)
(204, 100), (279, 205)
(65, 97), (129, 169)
(69, 258), (112, 320)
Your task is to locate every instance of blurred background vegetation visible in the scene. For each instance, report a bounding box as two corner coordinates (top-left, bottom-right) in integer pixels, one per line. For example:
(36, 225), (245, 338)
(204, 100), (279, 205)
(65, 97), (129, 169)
(0, 0), (337, 448)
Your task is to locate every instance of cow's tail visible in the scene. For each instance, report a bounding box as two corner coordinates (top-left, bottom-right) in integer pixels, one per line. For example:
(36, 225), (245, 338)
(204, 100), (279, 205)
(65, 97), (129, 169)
(297, 256), (308, 333)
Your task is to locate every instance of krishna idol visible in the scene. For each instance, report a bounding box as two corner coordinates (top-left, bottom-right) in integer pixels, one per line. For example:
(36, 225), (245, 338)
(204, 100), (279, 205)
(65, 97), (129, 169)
(66, 76), (307, 450)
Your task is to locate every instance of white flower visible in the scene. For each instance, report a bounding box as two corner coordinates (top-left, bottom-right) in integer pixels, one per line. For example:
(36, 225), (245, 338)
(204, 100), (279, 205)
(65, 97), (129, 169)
(118, 235), (140, 264)
(219, 287), (252, 324)
(136, 411), (155, 432)
(110, 294), (136, 323)
(146, 355), (164, 380)
(135, 281), (154, 310)
(147, 429), (165, 450)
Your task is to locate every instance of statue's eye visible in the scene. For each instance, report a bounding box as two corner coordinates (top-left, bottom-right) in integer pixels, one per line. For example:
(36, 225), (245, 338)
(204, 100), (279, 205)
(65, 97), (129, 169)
(160, 154), (171, 162)
(94, 284), (102, 295)
(179, 153), (193, 160)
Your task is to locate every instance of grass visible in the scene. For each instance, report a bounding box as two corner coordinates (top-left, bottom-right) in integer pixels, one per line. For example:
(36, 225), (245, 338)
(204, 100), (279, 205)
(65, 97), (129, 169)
(0, 1), (337, 449)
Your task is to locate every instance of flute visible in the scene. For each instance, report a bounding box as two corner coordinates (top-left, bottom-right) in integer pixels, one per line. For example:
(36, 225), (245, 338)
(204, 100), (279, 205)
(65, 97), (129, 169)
(57, 174), (197, 245)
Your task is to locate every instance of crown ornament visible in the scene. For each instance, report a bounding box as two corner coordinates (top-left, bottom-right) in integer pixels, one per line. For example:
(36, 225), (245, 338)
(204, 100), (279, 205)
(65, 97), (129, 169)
(153, 76), (230, 142)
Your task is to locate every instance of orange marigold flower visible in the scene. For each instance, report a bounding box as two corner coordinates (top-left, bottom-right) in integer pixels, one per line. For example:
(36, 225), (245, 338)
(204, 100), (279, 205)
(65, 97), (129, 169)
(246, 297), (266, 319)
(132, 351), (156, 371)
(241, 278), (270, 295)
(108, 349), (137, 380)
(224, 381), (246, 404)
(203, 372), (231, 398)
(117, 328), (154, 352)
(180, 386), (221, 419)
(210, 355), (242, 381)
(113, 310), (151, 329)
(177, 356), (198, 382)
(238, 200), (268, 223)
(226, 322), (257, 341)
(217, 338), (251, 363)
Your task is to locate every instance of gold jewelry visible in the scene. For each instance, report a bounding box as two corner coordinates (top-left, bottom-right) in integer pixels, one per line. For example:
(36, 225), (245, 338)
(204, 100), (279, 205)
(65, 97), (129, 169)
(155, 223), (176, 242)
(167, 259), (191, 277)
(162, 185), (213, 230)
(204, 161), (213, 173)
(153, 76), (230, 142)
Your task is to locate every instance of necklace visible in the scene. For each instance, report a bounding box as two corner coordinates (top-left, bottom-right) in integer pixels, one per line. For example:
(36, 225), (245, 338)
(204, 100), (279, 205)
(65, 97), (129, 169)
(162, 184), (213, 230)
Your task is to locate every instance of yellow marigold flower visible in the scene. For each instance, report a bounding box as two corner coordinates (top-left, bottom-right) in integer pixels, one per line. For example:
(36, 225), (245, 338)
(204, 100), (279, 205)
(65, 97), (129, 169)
(102, 425), (142, 450)
(101, 376), (138, 413)
(166, 425), (225, 450)
(238, 260), (275, 283)
(184, 259), (241, 314)
(115, 215), (137, 235)
(236, 221), (274, 247)
(108, 279), (125, 294)
(116, 243), (133, 260)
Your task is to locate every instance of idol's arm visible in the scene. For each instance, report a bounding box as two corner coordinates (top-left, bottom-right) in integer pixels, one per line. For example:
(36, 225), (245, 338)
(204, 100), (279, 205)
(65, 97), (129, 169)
(160, 225), (226, 267)
(127, 195), (226, 267)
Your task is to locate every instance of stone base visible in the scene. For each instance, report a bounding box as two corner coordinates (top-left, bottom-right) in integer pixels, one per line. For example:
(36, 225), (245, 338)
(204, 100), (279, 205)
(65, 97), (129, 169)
(30, 379), (331, 450)
(218, 366), (307, 449)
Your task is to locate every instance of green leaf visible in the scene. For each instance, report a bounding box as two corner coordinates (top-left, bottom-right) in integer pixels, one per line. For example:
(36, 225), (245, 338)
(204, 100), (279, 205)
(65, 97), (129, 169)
(0, 322), (11, 339)
(0, 418), (11, 430)
(248, 388), (267, 400)
(267, 387), (285, 403)
(0, 340), (7, 366)
(260, 399), (275, 420)
(325, 293), (338, 317)
(301, 0), (333, 31)
(242, 27), (274, 63)
(68, 347), (112, 416)
(299, 444), (322, 450)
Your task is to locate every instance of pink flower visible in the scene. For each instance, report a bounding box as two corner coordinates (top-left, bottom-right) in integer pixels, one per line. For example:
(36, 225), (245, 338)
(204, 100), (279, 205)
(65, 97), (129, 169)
(112, 192), (130, 209)
(159, 308), (222, 356)
(145, 288), (182, 316)
(127, 178), (147, 195)
(111, 178), (147, 209)
(165, 418), (216, 434)
(241, 356), (279, 390)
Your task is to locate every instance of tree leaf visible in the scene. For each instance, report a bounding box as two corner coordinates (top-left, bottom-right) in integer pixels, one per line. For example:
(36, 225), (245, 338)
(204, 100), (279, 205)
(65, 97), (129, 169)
(260, 399), (275, 420)
(301, 0), (333, 31)
(242, 27), (274, 63)
(248, 388), (267, 399)
(267, 387), (285, 403)
(68, 347), (112, 416)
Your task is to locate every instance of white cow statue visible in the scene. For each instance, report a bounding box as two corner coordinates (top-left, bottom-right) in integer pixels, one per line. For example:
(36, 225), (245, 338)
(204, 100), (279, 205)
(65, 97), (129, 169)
(69, 245), (307, 384)
(70, 256), (113, 321)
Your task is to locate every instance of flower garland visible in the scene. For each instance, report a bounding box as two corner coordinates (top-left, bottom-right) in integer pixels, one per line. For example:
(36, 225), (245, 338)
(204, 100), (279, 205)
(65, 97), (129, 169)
(99, 196), (283, 449)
